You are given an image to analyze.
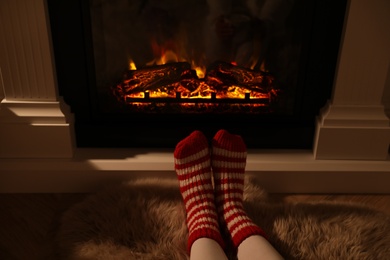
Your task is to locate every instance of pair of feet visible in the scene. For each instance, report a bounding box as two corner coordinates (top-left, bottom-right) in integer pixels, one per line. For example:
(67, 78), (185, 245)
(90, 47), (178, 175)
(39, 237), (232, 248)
(174, 129), (266, 252)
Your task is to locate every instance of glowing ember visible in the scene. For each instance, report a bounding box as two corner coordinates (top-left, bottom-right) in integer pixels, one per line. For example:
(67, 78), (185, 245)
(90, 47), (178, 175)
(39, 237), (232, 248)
(112, 61), (276, 106)
(112, 47), (278, 113)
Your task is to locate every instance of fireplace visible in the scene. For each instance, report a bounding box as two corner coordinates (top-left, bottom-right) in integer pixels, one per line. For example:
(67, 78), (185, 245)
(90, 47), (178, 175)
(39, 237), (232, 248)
(47, 0), (347, 149)
(1, 0), (390, 193)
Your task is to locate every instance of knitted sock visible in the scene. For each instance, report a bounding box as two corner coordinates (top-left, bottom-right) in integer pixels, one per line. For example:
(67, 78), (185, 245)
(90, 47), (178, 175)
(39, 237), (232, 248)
(212, 129), (267, 249)
(174, 130), (225, 252)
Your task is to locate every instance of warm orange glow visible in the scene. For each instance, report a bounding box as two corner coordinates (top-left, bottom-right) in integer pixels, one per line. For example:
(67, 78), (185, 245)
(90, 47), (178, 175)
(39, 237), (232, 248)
(194, 66), (206, 79)
(147, 37), (183, 66)
(259, 60), (267, 72)
(218, 86), (245, 99)
(160, 50), (179, 65)
(148, 89), (172, 98)
(249, 58), (258, 70)
(112, 39), (276, 110)
(128, 59), (137, 70)
(117, 62), (274, 102)
(146, 50), (180, 66)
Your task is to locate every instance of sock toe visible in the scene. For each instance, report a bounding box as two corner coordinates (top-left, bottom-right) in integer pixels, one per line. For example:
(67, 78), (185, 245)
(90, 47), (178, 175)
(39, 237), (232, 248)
(174, 130), (208, 159)
(212, 129), (246, 152)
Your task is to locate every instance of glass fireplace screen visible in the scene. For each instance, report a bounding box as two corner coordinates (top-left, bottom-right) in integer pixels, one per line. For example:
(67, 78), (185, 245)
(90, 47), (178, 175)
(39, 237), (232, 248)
(90, 0), (303, 114)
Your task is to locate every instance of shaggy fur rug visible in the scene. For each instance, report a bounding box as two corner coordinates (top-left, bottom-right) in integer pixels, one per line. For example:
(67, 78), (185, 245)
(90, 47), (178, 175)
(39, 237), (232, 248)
(57, 178), (390, 260)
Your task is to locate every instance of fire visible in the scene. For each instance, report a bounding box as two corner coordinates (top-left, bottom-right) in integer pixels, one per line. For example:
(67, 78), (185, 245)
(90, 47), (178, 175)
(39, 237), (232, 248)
(113, 46), (277, 111)
(221, 86), (248, 99)
(147, 38), (183, 66)
(128, 59), (137, 70)
(161, 50), (179, 64)
(148, 50), (180, 66)
(194, 66), (206, 79)
(147, 38), (208, 76)
(114, 61), (274, 103)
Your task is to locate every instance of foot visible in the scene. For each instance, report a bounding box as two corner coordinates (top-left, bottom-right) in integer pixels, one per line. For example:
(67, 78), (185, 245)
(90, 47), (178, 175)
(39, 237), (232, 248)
(212, 129), (267, 248)
(174, 130), (225, 252)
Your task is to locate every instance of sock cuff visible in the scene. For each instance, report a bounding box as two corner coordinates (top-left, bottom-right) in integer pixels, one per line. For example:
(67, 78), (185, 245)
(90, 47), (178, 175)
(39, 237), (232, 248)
(231, 224), (268, 248)
(187, 228), (226, 252)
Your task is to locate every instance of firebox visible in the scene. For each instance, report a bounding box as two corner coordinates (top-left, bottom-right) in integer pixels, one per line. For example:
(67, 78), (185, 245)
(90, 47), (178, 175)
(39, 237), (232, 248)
(48, 0), (347, 148)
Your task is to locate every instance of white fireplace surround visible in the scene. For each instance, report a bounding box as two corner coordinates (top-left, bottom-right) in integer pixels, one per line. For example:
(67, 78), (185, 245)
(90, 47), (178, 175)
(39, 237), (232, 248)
(0, 0), (389, 193)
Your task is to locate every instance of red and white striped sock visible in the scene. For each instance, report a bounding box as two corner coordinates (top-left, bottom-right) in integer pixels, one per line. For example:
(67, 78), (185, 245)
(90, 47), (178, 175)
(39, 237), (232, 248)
(174, 130), (225, 252)
(212, 129), (267, 249)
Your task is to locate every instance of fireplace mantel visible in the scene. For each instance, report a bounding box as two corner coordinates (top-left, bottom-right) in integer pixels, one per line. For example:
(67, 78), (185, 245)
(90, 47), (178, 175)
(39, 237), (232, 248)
(0, 0), (389, 193)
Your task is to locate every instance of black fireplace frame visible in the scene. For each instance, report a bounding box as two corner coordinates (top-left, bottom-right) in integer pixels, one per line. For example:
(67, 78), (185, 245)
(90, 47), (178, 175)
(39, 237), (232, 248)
(47, 0), (347, 149)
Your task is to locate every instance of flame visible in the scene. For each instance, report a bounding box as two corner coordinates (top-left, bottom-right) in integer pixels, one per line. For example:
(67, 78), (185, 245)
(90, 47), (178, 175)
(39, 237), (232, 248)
(145, 49), (181, 66)
(148, 37), (182, 66)
(259, 60), (267, 72)
(120, 75), (270, 100)
(160, 50), (179, 64)
(119, 41), (274, 106)
(188, 60), (205, 78)
(128, 59), (137, 70)
(148, 38), (208, 77)
(218, 86), (246, 99)
(194, 66), (206, 79)
(249, 58), (258, 70)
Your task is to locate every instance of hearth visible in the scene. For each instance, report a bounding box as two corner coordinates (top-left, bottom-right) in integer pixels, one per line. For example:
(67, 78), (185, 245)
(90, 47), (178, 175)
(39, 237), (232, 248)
(47, 0), (347, 148)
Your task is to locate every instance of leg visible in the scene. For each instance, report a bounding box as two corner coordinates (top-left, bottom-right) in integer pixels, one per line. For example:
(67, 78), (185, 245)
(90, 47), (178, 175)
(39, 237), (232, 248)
(191, 238), (228, 260)
(237, 236), (283, 260)
(211, 129), (283, 260)
(174, 131), (226, 259)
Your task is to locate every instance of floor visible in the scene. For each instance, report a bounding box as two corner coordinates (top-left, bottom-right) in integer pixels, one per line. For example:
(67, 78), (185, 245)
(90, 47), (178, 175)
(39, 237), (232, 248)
(270, 194), (390, 216)
(0, 193), (390, 259)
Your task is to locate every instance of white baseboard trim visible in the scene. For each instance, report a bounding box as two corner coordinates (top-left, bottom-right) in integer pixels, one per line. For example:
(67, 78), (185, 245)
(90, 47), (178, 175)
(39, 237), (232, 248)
(0, 99), (74, 158)
(1, 148), (389, 193)
(314, 103), (390, 160)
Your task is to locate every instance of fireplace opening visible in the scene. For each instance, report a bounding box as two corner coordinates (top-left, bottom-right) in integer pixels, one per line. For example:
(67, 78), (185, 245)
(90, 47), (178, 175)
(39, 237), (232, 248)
(47, 0), (347, 148)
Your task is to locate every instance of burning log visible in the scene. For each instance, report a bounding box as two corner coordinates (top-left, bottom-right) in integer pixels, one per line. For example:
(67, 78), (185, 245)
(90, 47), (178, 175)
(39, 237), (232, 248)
(112, 60), (276, 102)
(119, 62), (192, 95)
(205, 61), (274, 94)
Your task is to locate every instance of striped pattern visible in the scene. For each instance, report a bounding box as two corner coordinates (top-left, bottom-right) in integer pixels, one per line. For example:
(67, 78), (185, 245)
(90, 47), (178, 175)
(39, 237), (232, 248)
(174, 131), (225, 252)
(212, 129), (267, 248)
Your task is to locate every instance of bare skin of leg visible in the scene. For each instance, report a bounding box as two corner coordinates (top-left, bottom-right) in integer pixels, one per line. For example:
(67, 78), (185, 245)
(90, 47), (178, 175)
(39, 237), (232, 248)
(237, 235), (284, 260)
(190, 238), (228, 260)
